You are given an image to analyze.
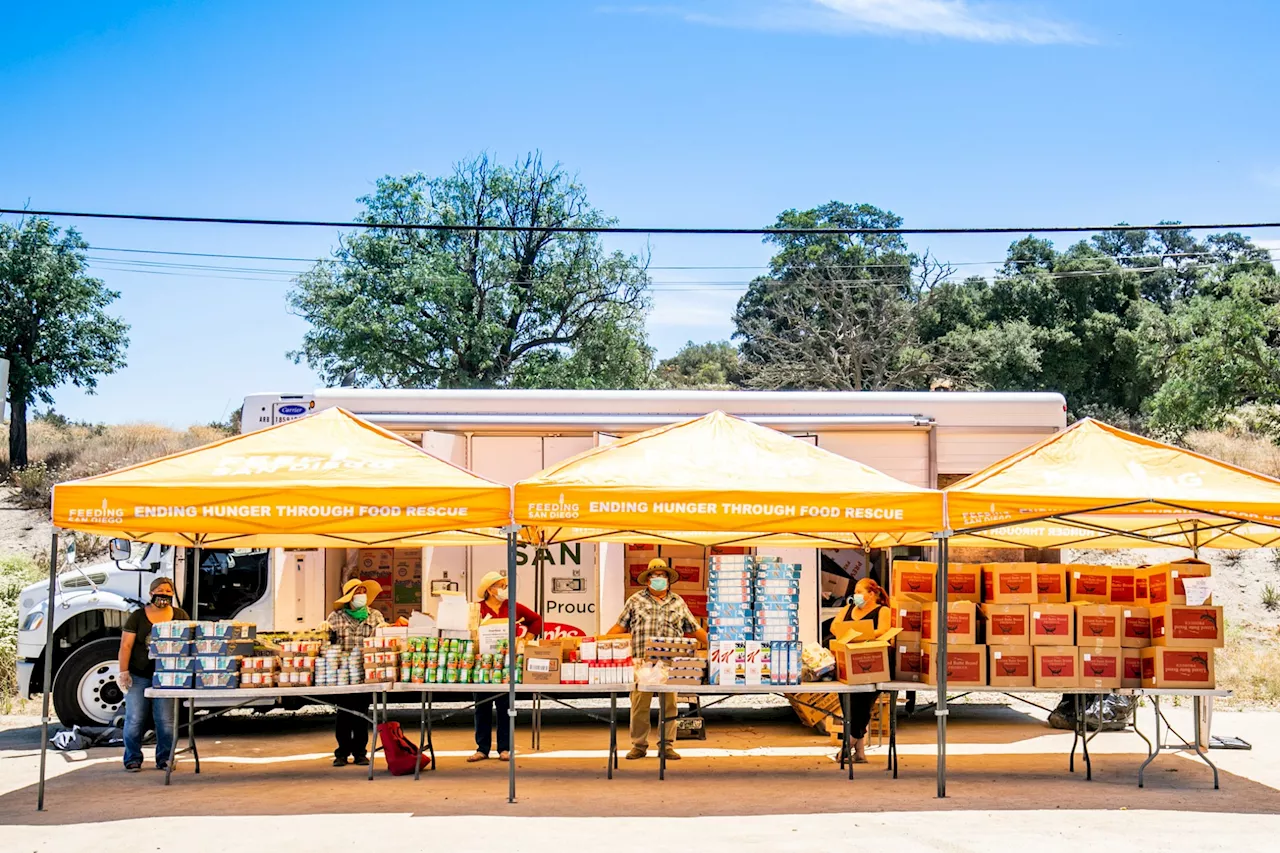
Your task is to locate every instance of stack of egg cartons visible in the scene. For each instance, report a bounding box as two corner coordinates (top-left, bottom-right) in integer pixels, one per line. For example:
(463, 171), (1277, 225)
(706, 555), (753, 685)
(754, 557), (803, 685)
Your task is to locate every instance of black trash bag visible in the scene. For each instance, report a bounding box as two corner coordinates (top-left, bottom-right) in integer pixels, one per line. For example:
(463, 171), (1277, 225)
(1047, 694), (1137, 731)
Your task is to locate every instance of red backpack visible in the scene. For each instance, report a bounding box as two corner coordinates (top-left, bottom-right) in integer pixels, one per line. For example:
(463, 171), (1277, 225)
(377, 721), (431, 776)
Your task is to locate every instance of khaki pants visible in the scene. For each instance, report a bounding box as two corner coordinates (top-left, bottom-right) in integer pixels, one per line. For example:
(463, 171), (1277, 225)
(630, 689), (679, 749)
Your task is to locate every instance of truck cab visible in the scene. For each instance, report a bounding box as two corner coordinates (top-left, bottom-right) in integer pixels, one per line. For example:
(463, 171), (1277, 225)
(16, 543), (273, 726)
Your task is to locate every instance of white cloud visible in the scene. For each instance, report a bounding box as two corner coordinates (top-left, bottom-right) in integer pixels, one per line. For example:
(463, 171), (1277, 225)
(613, 0), (1088, 44)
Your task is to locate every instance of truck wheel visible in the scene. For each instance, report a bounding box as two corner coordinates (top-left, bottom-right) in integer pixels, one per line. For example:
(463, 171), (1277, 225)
(53, 638), (126, 727)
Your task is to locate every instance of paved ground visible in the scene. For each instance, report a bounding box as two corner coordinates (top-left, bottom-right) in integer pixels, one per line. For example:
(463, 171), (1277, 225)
(0, 699), (1275, 851)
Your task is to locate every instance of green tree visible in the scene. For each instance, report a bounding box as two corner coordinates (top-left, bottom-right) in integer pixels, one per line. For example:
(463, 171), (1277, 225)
(0, 218), (129, 468)
(732, 202), (954, 391)
(289, 153), (652, 390)
(655, 340), (745, 389)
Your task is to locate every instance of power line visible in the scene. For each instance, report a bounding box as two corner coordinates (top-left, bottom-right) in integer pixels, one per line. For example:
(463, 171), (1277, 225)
(6, 206), (1280, 236)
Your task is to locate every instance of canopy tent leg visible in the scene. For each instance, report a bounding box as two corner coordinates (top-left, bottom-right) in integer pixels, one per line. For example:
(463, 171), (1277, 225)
(935, 534), (950, 799)
(36, 530), (59, 811)
(506, 526), (519, 804)
(188, 545), (200, 773)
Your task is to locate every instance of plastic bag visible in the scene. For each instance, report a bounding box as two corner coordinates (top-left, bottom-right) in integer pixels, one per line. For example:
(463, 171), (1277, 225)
(635, 661), (668, 687)
(801, 643), (836, 682)
(1047, 694), (1137, 731)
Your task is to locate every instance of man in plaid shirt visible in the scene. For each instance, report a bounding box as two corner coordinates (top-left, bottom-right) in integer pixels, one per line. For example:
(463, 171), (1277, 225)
(606, 559), (708, 761)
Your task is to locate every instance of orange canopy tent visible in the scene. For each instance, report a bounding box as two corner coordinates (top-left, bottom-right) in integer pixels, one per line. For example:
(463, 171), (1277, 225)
(51, 407), (511, 547)
(945, 418), (1280, 550)
(514, 410), (943, 547)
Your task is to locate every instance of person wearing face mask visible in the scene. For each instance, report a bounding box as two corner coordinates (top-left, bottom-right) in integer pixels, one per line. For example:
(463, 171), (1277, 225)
(827, 577), (892, 763)
(606, 559), (708, 761)
(325, 579), (387, 767)
(118, 576), (189, 772)
(468, 571), (543, 762)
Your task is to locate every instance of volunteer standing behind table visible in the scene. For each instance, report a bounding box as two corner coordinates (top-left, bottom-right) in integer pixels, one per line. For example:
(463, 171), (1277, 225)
(826, 578), (891, 764)
(117, 577), (189, 772)
(606, 559), (708, 761)
(325, 579), (387, 767)
(469, 571), (543, 763)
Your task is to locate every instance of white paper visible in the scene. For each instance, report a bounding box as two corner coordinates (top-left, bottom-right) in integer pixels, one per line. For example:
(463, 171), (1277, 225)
(1033, 611), (1042, 620)
(1083, 653), (1092, 661)
(434, 591), (470, 631)
(477, 622), (508, 655)
(994, 651), (1003, 659)
(1124, 610), (1132, 618)
(1182, 576), (1214, 606)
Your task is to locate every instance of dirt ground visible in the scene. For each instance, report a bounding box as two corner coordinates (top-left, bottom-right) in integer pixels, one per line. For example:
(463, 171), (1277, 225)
(0, 487), (49, 561)
(1, 699), (1277, 852)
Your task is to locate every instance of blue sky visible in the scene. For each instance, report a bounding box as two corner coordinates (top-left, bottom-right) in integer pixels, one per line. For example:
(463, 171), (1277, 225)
(3, 0), (1279, 425)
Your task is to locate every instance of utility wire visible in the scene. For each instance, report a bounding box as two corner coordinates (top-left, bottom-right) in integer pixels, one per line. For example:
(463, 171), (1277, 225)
(6, 206), (1280, 236)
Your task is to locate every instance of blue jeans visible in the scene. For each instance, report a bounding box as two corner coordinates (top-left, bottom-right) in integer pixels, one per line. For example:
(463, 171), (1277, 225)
(123, 675), (175, 768)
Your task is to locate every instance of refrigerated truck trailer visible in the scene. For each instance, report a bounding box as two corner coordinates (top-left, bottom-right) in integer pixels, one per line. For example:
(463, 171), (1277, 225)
(17, 389), (1066, 725)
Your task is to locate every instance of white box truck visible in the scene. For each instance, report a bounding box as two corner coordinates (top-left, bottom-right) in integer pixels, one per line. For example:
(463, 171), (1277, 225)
(16, 389), (1065, 725)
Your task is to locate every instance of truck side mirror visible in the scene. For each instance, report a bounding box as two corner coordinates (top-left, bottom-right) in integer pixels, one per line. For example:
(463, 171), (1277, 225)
(109, 538), (132, 561)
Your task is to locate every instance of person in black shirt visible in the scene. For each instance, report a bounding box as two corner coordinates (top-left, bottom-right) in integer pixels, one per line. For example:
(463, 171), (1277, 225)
(118, 577), (189, 772)
(830, 578), (891, 763)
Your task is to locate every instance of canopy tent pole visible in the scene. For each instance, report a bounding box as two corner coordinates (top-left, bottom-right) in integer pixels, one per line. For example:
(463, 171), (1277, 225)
(187, 545), (200, 769)
(36, 529), (59, 811)
(506, 526), (519, 804)
(935, 504), (951, 798)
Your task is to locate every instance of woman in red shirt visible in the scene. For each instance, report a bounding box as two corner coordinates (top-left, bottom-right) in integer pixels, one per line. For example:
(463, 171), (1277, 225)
(469, 572), (542, 762)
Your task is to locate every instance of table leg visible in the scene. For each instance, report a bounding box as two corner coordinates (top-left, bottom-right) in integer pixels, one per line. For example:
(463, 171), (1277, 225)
(1138, 696), (1161, 788)
(608, 691), (617, 779)
(658, 694), (667, 781)
(1069, 694), (1079, 774)
(1131, 700), (1154, 759)
(427, 691), (437, 768)
(844, 693), (853, 782)
(415, 691), (426, 781)
(367, 693), (377, 782)
(165, 697), (179, 786)
(1081, 695), (1092, 782)
(1193, 696), (1221, 790)
(888, 690), (899, 778)
(188, 698), (200, 774)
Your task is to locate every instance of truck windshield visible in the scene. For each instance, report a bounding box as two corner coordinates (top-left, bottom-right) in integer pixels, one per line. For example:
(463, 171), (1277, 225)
(196, 549), (269, 621)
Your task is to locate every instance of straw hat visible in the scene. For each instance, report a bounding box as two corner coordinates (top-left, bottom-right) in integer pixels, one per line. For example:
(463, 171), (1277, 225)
(335, 578), (383, 608)
(476, 571), (509, 600)
(638, 558), (678, 586)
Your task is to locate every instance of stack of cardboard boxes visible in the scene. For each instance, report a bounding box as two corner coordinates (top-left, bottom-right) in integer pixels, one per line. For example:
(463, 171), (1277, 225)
(832, 557), (1220, 691)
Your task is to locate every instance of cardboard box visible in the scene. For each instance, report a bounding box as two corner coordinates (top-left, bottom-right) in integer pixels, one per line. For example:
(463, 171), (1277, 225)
(1145, 559), (1213, 606)
(1034, 646), (1080, 689)
(1151, 605), (1225, 648)
(1035, 564), (1069, 603)
(979, 604), (1030, 646)
(892, 560), (936, 602)
(832, 635), (894, 686)
(1122, 648), (1143, 688)
(1108, 566), (1137, 605)
(1141, 646), (1216, 688)
(1068, 566), (1111, 603)
(943, 563), (983, 603)
(1074, 603), (1124, 644)
(1078, 644), (1123, 690)
(522, 643), (562, 684)
(982, 563), (1038, 604)
(1121, 606), (1152, 648)
(894, 641), (923, 682)
(988, 645), (1034, 688)
(922, 642), (987, 687)
(1031, 603), (1076, 646)
(890, 598), (924, 644)
(923, 601), (978, 644)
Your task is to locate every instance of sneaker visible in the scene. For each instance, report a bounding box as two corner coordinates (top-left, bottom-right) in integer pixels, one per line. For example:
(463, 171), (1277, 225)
(352, 755), (369, 766)
(124, 763), (142, 773)
(661, 747), (682, 761)
(332, 756), (349, 767)
(625, 747), (647, 760)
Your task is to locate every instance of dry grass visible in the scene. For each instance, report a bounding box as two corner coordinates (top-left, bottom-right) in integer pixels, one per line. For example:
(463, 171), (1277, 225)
(1, 420), (231, 509)
(1, 554), (42, 711)
(1185, 430), (1280, 479)
(1216, 630), (1280, 708)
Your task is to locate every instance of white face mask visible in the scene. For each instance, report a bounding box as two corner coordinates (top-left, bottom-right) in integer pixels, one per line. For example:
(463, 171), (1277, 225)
(350, 594), (368, 609)
(493, 587), (509, 602)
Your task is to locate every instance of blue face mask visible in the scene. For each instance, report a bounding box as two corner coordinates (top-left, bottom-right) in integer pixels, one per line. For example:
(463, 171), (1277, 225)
(852, 593), (866, 608)
(649, 576), (669, 593)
